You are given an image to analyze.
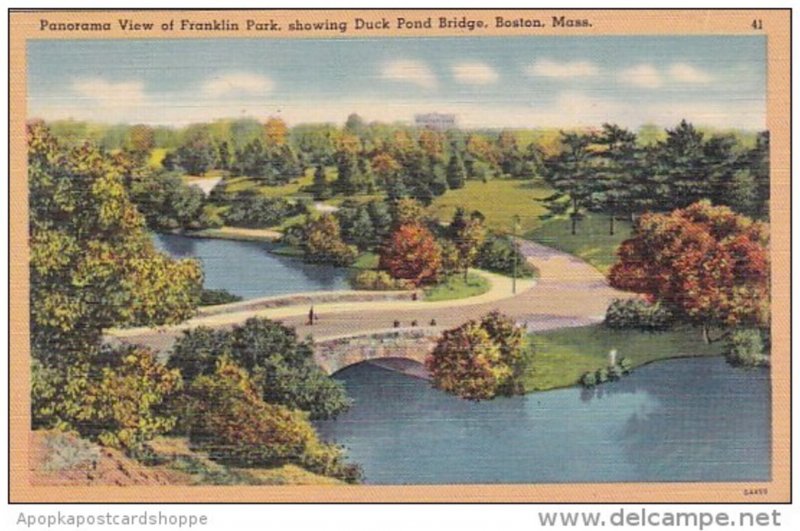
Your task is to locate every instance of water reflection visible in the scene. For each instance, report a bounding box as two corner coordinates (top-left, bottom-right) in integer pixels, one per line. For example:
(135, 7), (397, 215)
(316, 357), (770, 485)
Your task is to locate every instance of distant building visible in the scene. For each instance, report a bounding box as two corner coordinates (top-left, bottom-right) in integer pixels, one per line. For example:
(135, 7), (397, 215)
(414, 113), (456, 131)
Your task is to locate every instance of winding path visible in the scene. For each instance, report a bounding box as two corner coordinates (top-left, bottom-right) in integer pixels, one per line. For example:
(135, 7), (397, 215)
(107, 241), (628, 355)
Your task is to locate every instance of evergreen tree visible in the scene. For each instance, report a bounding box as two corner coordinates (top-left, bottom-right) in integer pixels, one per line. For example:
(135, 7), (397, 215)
(311, 164), (330, 200)
(446, 152), (467, 189)
(541, 132), (595, 235)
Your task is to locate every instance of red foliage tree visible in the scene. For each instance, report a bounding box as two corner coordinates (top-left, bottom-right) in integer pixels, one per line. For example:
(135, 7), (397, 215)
(609, 200), (769, 342)
(379, 222), (442, 286)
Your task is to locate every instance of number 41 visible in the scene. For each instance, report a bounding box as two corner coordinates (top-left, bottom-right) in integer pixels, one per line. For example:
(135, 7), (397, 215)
(752, 19), (763, 30)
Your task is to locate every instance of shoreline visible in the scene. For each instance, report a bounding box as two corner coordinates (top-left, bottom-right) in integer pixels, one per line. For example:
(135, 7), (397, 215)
(361, 352), (735, 394)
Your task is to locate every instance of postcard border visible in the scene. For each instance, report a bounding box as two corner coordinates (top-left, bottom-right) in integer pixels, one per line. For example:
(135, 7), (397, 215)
(7, 7), (792, 504)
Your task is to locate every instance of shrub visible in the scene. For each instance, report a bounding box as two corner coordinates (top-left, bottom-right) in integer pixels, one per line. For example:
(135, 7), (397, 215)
(476, 235), (535, 277)
(595, 367), (609, 384)
(350, 270), (413, 291)
(580, 372), (597, 388)
(426, 311), (529, 400)
(168, 318), (351, 420)
(604, 298), (674, 331)
(608, 365), (624, 381)
(199, 288), (243, 306)
(618, 356), (633, 374)
(184, 359), (360, 483)
(725, 328), (770, 368)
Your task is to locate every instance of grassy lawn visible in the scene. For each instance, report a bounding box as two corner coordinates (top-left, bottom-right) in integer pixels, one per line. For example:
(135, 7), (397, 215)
(221, 168), (317, 199)
(424, 273), (490, 302)
(527, 212), (633, 274)
(522, 324), (722, 392)
(352, 252), (379, 270)
(426, 179), (553, 234)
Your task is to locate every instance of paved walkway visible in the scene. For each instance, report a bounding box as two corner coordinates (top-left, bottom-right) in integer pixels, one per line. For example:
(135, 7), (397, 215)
(107, 240), (628, 353)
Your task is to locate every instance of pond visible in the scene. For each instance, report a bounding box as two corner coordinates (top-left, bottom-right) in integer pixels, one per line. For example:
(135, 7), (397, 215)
(315, 356), (770, 485)
(153, 233), (350, 299)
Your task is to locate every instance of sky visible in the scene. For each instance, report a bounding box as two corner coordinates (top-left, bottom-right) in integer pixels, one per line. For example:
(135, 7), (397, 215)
(27, 35), (766, 130)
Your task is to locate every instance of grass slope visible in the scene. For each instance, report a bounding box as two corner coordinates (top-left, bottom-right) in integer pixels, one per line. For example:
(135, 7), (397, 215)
(427, 179), (552, 234)
(522, 324), (722, 392)
(527, 212), (632, 274)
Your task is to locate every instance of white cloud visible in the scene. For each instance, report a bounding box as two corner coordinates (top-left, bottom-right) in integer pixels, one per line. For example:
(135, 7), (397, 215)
(451, 62), (499, 85)
(380, 59), (437, 89)
(668, 63), (713, 84)
(202, 72), (274, 97)
(30, 84), (764, 132)
(620, 64), (663, 88)
(526, 59), (598, 79)
(71, 78), (146, 105)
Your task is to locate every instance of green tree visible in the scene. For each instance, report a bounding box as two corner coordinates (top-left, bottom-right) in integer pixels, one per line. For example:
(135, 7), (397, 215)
(447, 208), (487, 280)
(541, 131), (595, 235)
(592, 124), (639, 235)
(446, 152), (467, 190)
(311, 164), (331, 200)
(168, 318), (351, 420)
(28, 122), (203, 434)
(128, 172), (210, 231)
(652, 120), (708, 209)
(29, 123), (202, 366)
(174, 125), (217, 175)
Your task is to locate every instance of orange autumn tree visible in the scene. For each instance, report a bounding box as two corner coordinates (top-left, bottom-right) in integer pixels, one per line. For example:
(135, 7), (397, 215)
(379, 222), (442, 286)
(609, 200), (769, 343)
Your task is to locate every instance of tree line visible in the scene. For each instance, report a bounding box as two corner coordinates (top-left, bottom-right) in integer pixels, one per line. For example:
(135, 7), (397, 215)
(541, 121), (769, 236)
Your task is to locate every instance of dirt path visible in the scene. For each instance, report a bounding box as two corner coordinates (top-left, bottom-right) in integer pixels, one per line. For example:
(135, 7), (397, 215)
(107, 241), (627, 354)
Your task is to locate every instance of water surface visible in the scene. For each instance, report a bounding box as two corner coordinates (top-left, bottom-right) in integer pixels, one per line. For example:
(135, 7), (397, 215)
(316, 357), (770, 484)
(153, 233), (350, 299)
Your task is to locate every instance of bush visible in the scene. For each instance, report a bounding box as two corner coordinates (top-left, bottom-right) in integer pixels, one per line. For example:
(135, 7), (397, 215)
(184, 359), (360, 483)
(168, 318), (351, 420)
(608, 365), (624, 381)
(725, 328), (770, 367)
(222, 195), (299, 229)
(350, 270), (413, 291)
(426, 311), (528, 400)
(199, 288), (243, 306)
(580, 371), (597, 388)
(476, 235), (535, 277)
(619, 356), (633, 374)
(595, 367), (609, 384)
(604, 298), (674, 331)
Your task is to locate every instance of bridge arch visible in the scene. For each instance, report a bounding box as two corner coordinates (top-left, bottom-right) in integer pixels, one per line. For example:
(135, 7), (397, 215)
(313, 328), (438, 374)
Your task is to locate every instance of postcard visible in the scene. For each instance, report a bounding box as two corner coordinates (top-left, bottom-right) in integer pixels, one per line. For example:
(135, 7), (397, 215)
(8, 8), (790, 503)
